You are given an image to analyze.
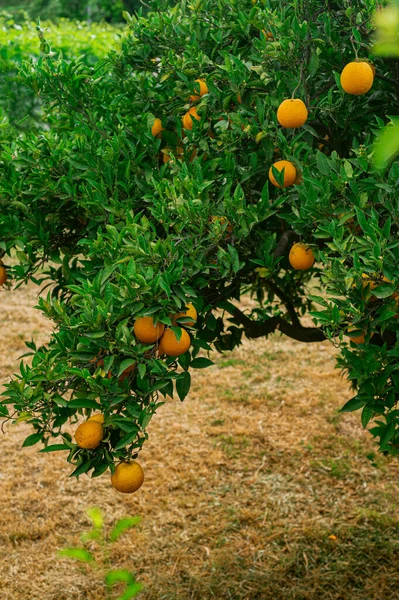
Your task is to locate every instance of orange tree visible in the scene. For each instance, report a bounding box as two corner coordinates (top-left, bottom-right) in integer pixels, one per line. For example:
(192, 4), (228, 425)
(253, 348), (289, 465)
(1, 0), (399, 491)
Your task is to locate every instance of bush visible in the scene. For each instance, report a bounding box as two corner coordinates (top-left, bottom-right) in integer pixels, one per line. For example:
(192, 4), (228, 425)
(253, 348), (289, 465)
(0, 11), (121, 128)
(1, 0), (399, 489)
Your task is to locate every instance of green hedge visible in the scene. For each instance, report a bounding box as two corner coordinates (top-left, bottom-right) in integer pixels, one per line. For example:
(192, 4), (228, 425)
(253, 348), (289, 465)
(0, 12), (121, 129)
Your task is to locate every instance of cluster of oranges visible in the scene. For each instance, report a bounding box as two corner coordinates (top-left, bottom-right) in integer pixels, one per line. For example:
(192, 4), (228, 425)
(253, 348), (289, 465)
(133, 302), (197, 357)
(268, 59), (375, 273)
(73, 304), (198, 493)
(74, 414), (144, 493)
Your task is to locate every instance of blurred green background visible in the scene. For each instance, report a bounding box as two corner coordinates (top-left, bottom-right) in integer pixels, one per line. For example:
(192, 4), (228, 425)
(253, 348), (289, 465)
(1, 0), (142, 23)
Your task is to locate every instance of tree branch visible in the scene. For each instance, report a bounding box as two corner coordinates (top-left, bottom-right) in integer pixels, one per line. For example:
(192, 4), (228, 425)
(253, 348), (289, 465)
(224, 304), (327, 343)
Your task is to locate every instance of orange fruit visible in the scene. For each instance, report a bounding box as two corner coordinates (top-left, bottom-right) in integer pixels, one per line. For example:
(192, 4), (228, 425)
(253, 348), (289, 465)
(88, 414), (105, 424)
(182, 107), (201, 130)
(162, 146), (183, 164)
(268, 160), (297, 188)
(74, 420), (104, 449)
(0, 266), (7, 286)
(134, 316), (165, 344)
(277, 99), (308, 128)
(159, 328), (191, 357)
(289, 243), (315, 270)
(111, 461), (144, 494)
(340, 62), (374, 95)
(347, 327), (374, 345)
(172, 303), (198, 327)
(190, 79), (208, 101)
(151, 118), (164, 137)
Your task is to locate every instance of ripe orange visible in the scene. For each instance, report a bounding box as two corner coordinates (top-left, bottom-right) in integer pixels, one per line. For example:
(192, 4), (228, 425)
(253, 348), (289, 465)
(268, 160), (297, 188)
(0, 266), (7, 286)
(74, 420), (104, 449)
(134, 316), (165, 344)
(111, 461), (144, 494)
(190, 79), (208, 101)
(347, 327), (374, 345)
(88, 413), (105, 424)
(340, 62), (374, 95)
(159, 328), (191, 357)
(172, 303), (198, 327)
(289, 243), (315, 270)
(277, 99), (308, 128)
(182, 107), (200, 130)
(151, 118), (164, 137)
(162, 146), (183, 164)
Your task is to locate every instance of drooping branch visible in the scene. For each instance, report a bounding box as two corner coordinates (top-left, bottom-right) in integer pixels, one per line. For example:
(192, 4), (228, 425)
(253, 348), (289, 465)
(223, 303), (327, 343)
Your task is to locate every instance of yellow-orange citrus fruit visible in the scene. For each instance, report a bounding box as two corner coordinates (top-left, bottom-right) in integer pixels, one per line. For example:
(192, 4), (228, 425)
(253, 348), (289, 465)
(134, 316), (165, 344)
(289, 243), (315, 270)
(268, 160), (297, 188)
(163, 146), (183, 164)
(340, 62), (374, 95)
(111, 461), (144, 494)
(75, 420), (104, 449)
(361, 273), (391, 292)
(172, 303), (198, 327)
(0, 266), (7, 286)
(190, 79), (208, 101)
(347, 328), (374, 345)
(355, 57), (376, 79)
(151, 118), (164, 137)
(159, 328), (191, 357)
(88, 413), (105, 424)
(182, 107), (200, 130)
(277, 99), (308, 128)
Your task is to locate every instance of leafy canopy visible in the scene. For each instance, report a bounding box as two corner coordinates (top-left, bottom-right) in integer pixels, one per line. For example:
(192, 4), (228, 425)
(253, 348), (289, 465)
(1, 0), (399, 483)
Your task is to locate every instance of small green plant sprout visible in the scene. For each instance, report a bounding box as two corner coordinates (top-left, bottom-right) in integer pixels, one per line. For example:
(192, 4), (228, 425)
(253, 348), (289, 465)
(58, 507), (143, 600)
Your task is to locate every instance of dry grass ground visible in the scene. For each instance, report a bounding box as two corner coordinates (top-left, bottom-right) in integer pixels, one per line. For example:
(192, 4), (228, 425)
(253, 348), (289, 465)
(1, 284), (399, 600)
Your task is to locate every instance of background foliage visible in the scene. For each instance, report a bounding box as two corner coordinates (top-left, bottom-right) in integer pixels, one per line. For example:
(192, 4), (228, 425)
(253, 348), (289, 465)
(1, 0), (399, 482)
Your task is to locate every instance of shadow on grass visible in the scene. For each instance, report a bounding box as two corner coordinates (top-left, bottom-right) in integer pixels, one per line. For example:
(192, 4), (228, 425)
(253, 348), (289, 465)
(151, 520), (399, 600)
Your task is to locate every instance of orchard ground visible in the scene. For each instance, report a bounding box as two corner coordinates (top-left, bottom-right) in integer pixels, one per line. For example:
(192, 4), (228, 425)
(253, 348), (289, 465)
(1, 284), (399, 600)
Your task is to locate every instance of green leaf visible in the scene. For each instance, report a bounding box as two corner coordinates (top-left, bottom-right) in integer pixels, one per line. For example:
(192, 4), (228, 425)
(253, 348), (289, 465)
(86, 507), (103, 529)
(109, 517), (141, 542)
(105, 569), (135, 586)
(39, 444), (70, 452)
(339, 396), (366, 413)
(361, 405), (374, 429)
(68, 399), (100, 409)
(116, 583), (144, 600)
(58, 547), (94, 562)
(176, 371), (191, 401)
(118, 359), (136, 378)
(316, 151), (330, 176)
(114, 431), (139, 450)
(190, 357), (214, 369)
(22, 432), (43, 447)
(379, 421), (395, 449)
